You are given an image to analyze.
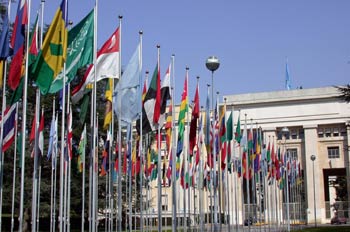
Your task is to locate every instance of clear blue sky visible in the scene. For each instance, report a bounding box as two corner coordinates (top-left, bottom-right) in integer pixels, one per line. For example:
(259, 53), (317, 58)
(20, 0), (350, 104)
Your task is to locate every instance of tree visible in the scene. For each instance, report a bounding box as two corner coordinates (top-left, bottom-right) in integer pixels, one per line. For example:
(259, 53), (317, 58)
(336, 84), (350, 103)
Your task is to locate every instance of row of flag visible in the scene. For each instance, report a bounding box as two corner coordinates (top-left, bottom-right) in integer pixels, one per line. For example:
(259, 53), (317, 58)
(0, 0), (304, 187)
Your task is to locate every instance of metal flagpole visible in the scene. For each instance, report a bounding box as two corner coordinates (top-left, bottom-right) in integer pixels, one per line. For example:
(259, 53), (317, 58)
(0, 60), (7, 232)
(0, 1), (12, 229)
(10, 103), (19, 232)
(139, 31), (144, 232)
(186, 67), (191, 231)
(31, 90), (40, 232)
(170, 55), (177, 232)
(18, 0), (31, 230)
(53, 112), (58, 231)
(67, 104), (72, 232)
(128, 125), (133, 231)
(36, 120), (43, 232)
(50, 98), (55, 232)
(155, 45), (162, 232)
(116, 14), (123, 232)
(224, 100), (231, 232)
(199, 104), (204, 232)
(81, 124), (86, 232)
(36, 1), (45, 229)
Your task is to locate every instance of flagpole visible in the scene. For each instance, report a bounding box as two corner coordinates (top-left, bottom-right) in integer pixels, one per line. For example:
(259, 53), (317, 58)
(155, 44), (163, 232)
(171, 54), (177, 232)
(138, 30), (144, 232)
(19, 0), (31, 230)
(53, 112), (58, 232)
(81, 124), (86, 232)
(128, 125), (133, 230)
(50, 98), (56, 232)
(60, 65), (67, 232)
(224, 98), (231, 232)
(10, 103), (19, 232)
(36, 1), (46, 229)
(185, 67), (190, 232)
(216, 92), (223, 232)
(0, 0), (11, 227)
(0, 46), (9, 232)
(117, 14), (123, 232)
(199, 105), (204, 232)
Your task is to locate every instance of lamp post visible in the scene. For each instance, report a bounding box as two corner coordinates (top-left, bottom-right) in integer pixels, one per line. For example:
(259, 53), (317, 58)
(206, 56), (220, 231)
(310, 154), (317, 227)
(281, 127), (290, 232)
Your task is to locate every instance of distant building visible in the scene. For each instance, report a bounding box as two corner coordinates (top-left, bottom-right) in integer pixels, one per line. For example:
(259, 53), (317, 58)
(144, 86), (350, 226)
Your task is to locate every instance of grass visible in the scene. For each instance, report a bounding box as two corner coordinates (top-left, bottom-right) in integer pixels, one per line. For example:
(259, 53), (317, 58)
(294, 226), (350, 232)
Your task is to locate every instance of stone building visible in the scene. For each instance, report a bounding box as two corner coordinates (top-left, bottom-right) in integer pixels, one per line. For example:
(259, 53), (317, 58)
(144, 86), (350, 227)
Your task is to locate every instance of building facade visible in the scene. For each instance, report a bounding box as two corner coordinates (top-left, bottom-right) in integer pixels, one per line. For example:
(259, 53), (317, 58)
(145, 86), (350, 226)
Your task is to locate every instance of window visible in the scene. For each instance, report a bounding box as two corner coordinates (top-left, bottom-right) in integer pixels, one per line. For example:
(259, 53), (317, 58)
(333, 128), (339, 137)
(287, 148), (298, 160)
(328, 147), (340, 159)
(318, 128), (324, 138)
(325, 128), (331, 137)
(291, 129), (297, 139)
(340, 128), (347, 137)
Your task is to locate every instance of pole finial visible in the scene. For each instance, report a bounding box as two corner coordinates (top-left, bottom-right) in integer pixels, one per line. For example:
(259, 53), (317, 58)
(139, 30), (143, 35)
(157, 44), (160, 48)
(119, 15), (123, 19)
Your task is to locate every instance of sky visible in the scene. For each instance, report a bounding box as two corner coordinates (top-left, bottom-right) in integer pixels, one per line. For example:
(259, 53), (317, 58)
(14, 0), (350, 104)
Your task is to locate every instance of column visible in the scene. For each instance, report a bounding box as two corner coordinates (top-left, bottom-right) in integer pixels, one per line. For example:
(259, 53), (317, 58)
(303, 125), (318, 225)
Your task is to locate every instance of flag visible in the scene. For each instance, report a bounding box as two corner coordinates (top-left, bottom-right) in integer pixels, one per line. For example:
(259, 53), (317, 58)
(77, 124), (87, 172)
(158, 63), (171, 126)
(137, 64), (159, 134)
(71, 26), (120, 102)
(226, 111), (233, 141)
(235, 112), (241, 144)
(142, 78), (147, 103)
(38, 109), (44, 155)
(32, 0), (68, 95)
(204, 86), (212, 167)
(67, 105), (73, 160)
(219, 106), (226, 170)
(0, 0), (10, 59)
(29, 110), (37, 143)
(285, 60), (291, 90)
(165, 103), (172, 152)
(8, 0), (28, 90)
(1, 103), (17, 152)
(79, 93), (90, 124)
(49, 9), (94, 93)
(100, 132), (110, 176)
(189, 82), (199, 156)
(28, 12), (39, 67)
(47, 113), (57, 160)
(114, 43), (141, 126)
(103, 78), (113, 130)
(0, 60), (4, 89)
(176, 73), (188, 157)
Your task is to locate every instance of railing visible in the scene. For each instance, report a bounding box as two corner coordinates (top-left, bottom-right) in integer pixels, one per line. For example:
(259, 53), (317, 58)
(325, 201), (350, 219)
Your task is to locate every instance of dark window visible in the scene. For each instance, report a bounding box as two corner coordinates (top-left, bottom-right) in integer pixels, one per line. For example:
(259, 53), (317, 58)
(287, 148), (298, 160)
(328, 147), (340, 159)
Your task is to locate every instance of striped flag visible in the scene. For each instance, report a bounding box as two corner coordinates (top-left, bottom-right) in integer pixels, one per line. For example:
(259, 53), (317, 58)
(1, 103), (17, 152)
(32, 0), (68, 95)
(8, 0), (28, 90)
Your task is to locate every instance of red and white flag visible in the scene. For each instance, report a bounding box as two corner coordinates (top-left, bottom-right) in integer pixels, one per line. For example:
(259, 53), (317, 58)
(1, 103), (18, 153)
(72, 26), (120, 103)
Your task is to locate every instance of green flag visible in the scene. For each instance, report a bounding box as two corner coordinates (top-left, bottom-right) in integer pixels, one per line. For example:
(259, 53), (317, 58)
(226, 111), (233, 141)
(235, 113), (241, 144)
(48, 9), (94, 94)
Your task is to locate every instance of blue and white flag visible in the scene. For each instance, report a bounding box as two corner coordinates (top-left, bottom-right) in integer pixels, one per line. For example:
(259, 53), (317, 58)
(114, 43), (141, 126)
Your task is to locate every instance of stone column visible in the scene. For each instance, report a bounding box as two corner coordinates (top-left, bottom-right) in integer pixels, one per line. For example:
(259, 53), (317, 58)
(303, 125), (318, 225)
(345, 121), (350, 222)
